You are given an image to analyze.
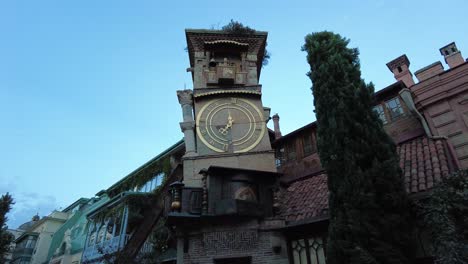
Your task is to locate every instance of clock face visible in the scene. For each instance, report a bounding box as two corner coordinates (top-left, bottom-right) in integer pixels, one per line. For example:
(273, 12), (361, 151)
(196, 97), (265, 153)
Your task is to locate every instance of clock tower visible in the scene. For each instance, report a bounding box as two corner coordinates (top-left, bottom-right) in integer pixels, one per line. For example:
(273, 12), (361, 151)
(177, 29), (276, 188)
(172, 29), (287, 264)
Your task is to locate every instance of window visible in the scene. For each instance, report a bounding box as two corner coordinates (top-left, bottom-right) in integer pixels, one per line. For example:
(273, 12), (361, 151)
(275, 148), (285, 168)
(286, 140), (296, 161)
(290, 236), (326, 264)
(137, 173), (164, 193)
(96, 225), (105, 244)
(373, 105), (387, 124)
(303, 133), (316, 156)
(385, 97), (404, 120)
(88, 229), (96, 246)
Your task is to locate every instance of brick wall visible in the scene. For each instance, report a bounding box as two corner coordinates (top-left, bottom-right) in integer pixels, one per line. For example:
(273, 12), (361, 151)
(411, 62), (468, 168)
(383, 114), (425, 143)
(181, 220), (289, 264)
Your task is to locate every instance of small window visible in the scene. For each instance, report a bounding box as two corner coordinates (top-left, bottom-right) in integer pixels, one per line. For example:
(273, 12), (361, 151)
(275, 148), (285, 168)
(137, 173), (164, 193)
(373, 105), (387, 124)
(155, 173), (163, 187)
(397, 66), (402, 73)
(286, 141), (296, 161)
(303, 133), (315, 156)
(385, 97), (404, 120)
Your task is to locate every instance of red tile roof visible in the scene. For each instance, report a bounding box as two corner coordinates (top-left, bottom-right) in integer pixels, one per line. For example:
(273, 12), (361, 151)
(277, 173), (328, 222)
(397, 136), (450, 193)
(277, 136), (452, 223)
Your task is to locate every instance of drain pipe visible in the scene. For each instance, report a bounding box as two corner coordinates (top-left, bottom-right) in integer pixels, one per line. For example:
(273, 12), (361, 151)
(399, 88), (432, 136)
(398, 88), (460, 169)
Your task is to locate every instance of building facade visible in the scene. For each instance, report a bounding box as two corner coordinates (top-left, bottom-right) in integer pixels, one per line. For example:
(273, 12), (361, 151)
(12, 28), (463, 264)
(92, 29), (466, 264)
(80, 140), (184, 264)
(46, 196), (109, 264)
(167, 29), (289, 264)
(273, 43), (467, 264)
(11, 211), (69, 264)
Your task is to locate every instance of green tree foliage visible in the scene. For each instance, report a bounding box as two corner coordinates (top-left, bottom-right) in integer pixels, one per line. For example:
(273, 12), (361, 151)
(302, 31), (413, 264)
(221, 20), (270, 66)
(421, 169), (468, 264)
(0, 193), (14, 262)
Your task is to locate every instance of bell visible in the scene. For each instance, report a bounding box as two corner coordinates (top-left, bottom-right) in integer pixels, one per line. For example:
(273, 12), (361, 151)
(209, 58), (217, 67)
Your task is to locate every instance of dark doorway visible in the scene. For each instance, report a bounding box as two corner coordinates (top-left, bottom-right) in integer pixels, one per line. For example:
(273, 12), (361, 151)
(214, 256), (252, 264)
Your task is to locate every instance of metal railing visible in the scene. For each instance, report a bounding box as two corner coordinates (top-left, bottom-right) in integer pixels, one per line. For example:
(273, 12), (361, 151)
(82, 234), (128, 261)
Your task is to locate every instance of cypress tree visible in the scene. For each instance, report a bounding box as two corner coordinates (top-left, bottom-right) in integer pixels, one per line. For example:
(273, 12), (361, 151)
(302, 32), (413, 264)
(0, 193), (14, 262)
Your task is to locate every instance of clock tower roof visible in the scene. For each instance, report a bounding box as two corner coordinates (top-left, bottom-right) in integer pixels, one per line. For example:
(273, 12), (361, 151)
(185, 29), (268, 80)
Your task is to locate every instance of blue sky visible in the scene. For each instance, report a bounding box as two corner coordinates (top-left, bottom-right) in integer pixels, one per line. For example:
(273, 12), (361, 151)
(1, 0), (467, 228)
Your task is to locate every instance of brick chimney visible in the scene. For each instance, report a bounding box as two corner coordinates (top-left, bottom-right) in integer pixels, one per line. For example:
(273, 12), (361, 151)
(439, 42), (465, 69)
(272, 114), (282, 139)
(386, 55), (415, 87)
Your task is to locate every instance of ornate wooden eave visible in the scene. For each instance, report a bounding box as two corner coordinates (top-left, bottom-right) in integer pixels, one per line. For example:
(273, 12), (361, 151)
(193, 85), (262, 98)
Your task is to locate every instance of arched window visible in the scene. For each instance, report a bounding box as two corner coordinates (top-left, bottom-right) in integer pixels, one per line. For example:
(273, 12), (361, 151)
(289, 236), (326, 264)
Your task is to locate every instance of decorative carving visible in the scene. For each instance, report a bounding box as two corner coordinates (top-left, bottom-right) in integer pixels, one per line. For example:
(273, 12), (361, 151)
(170, 181), (185, 212)
(203, 230), (258, 251)
(177, 90), (193, 105)
(234, 186), (257, 202)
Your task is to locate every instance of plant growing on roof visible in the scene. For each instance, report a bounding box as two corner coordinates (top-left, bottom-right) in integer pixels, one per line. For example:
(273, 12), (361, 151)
(108, 157), (172, 197)
(303, 32), (414, 263)
(221, 20), (270, 66)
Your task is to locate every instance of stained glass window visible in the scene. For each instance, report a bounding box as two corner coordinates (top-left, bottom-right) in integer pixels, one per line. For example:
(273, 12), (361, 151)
(290, 236), (326, 264)
(291, 239), (308, 264)
(308, 237), (325, 264)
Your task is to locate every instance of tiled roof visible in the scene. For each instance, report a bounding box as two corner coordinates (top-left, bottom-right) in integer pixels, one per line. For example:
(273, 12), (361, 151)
(277, 173), (328, 222)
(397, 137), (450, 193)
(277, 136), (452, 223)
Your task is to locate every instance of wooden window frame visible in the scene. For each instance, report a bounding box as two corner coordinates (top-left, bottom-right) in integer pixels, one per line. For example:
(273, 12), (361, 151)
(302, 133), (316, 157)
(373, 104), (388, 124)
(385, 97), (405, 121)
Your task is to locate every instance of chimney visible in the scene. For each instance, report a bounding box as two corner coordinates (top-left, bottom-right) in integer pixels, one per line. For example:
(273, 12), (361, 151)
(386, 54), (415, 87)
(272, 114), (282, 139)
(414, 61), (444, 82)
(440, 42), (464, 69)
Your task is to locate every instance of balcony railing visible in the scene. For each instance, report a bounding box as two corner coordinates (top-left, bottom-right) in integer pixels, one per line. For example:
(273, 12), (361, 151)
(82, 234), (154, 263)
(82, 234), (128, 262)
